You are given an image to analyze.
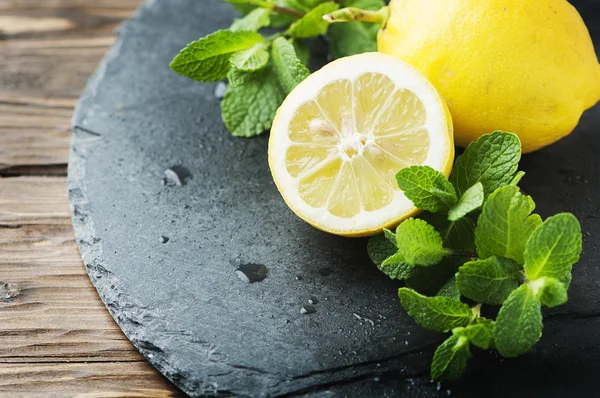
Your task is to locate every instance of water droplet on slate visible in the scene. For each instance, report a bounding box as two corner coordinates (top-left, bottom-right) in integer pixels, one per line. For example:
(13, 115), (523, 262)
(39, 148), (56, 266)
(295, 275), (303, 281)
(214, 82), (227, 99)
(163, 166), (192, 186)
(159, 236), (169, 243)
(300, 305), (316, 315)
(235, 264), (268, 283)
(308, 296), (319, 305)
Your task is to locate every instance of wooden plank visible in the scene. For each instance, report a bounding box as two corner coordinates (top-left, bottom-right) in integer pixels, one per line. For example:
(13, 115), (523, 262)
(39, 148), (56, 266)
(0, 362), (183, 397)
(0, 0), (138, 169)
(0, 222), (139, 362)
(0, 177), (71, 225)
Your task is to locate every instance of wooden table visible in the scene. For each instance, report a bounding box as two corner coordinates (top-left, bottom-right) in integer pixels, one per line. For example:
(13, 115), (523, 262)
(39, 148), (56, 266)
(0, 1), (182, 396)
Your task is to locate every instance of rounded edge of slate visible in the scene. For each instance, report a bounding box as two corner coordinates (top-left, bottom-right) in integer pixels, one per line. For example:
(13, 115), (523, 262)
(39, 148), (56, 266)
(68, 11), (190, 398)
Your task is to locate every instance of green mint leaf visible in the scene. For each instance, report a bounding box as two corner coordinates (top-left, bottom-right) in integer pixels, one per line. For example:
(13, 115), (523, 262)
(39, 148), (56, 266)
(448, 182), (484, 221)
(222, 66), (285, 137)
(431, 335), (470, 381)
(495, 284), (543, 358)
(396, 218), (450, 266)
(225, 0), (258, 15)
(530, 277), (568, 308)
(226, 0), (302, 28)
(272, 37), (310, 93)
(326, 0), (384, 58)
(383, 228), (396, 245)
(453, 319), (495, 350)
(456, 256), (521, 305)
(421, 213), (476, 252)
(170, 30), (264, 82)
(510, 171), (526, 186)
(445, 217), (476, 253)
(230, 43), (269, 72)
(292, 39), (310, 66)
(523, 213), (582, 284)
(398, 288), (473, 332)
(406, 258), (462, 296)
(287, 2), (340, 38)
(475, 185), (542, 264)
(367, 234), (397, 266)
(396, 166), (457, 212)
(380, 252), (415, 280)
(450, 131), (521, 197)
(297, 0), (324, 8)
(437, 276), (461, 300)
(230, 7), (271, 32)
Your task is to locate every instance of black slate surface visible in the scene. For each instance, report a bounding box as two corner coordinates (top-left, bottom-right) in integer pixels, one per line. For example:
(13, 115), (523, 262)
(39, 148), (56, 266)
(69, 1), (600, 396)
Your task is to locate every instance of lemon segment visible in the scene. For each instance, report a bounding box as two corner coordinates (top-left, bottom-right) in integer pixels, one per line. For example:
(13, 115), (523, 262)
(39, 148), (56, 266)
(269, 53), (454, 237)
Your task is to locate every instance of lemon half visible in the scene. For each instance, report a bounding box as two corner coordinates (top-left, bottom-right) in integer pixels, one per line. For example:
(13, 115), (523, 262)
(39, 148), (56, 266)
(268, 53), (454, 237)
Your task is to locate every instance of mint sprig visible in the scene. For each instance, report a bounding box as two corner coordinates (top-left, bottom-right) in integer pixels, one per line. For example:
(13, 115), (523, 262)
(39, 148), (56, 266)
(367, 131), (583, 381)
(171, 0), (361, 138)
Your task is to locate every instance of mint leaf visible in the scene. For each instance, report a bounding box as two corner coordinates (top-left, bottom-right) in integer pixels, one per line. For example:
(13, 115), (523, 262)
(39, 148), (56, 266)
(453, 320), (494, 350)
(530, 277), (568, 308)
(170, 30), (264, 82)
(523, 213), (582, 284)
(431, 335), (470, 381)
(495, 284), (543, 358)
(405, 258), (462, 296)
(297, 0), (324, 8)
(367, 234), (397, 266)
(450, 131), (521, 197)
(396, 218), (449, 266)
(456, 256), (520, 305)
(230, 43), (269, 72)
(445, 217), (476, 252)
(292, 39), (310, 66)
(380, 252), (415, 280)
(422, 213), (476, 252)
(222, 66), (285, 137)
(326, 0), (384, 58)
(437, 276), (461, 300)
(398, 288), (473, 332)
(475, 185), (542, 264)
(287, 2), (340, 38)
(272, 37), (310, 93)
(225, 0), (258, 15)
(396, 166), (457, 212)
(230, 8), (271, 32)
(448, 182), (484, 221)
(226, 0), (303, 28)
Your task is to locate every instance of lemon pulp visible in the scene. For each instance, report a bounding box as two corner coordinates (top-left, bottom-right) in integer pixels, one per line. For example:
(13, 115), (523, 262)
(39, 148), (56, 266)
(286, 73), (430, 218)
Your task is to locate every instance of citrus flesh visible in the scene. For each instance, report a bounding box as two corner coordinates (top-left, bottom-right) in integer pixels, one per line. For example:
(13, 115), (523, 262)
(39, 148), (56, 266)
(269, 53), (454, 237)
(378, 0), (600, 153)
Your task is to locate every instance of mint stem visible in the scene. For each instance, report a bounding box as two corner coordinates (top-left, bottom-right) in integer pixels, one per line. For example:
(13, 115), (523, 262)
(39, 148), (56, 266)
(246, 0), (305, 18)
(323, 6), (389, 28)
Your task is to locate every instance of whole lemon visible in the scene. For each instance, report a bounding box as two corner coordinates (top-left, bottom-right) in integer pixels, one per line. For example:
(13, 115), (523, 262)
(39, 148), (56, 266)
(377, 0), (600, 153)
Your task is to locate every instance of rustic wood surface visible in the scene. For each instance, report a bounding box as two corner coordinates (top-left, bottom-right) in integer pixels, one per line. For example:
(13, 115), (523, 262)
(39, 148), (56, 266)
(0, 1), (183, 396)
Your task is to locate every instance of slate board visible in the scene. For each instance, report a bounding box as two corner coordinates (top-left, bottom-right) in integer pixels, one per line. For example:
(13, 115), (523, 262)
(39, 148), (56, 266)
(69, 0), (600, 396)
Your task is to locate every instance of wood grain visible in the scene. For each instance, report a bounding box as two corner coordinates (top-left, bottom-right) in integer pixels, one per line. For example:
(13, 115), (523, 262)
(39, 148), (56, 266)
(0, 0), (182, 395)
